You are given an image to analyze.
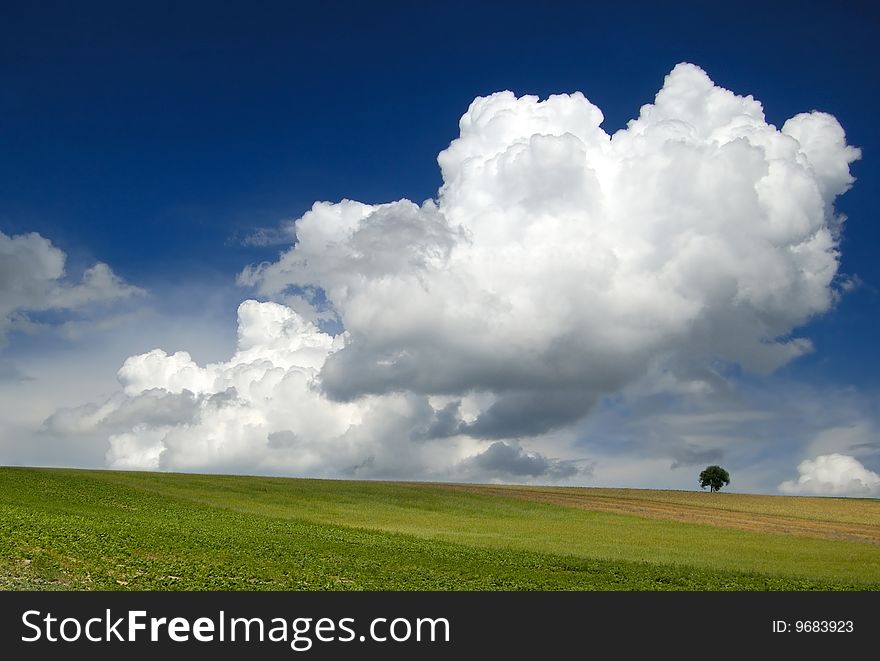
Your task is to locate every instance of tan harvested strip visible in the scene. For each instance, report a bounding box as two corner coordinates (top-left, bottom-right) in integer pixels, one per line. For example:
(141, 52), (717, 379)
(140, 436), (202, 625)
(436, 484), (880, 544)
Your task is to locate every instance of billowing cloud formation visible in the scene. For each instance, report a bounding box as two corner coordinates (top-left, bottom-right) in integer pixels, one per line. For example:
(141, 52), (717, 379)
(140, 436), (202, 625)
(779, 454), (880, 497)
(242, 63), (858, 424)
(55, 63), (860, 482)
(55, 300), (523, 479)
(459, 441), (587, 480)
(0, 230), (143, 345)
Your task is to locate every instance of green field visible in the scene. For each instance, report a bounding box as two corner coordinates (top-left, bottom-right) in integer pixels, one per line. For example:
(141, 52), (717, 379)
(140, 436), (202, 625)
(1, 467), (878, 590)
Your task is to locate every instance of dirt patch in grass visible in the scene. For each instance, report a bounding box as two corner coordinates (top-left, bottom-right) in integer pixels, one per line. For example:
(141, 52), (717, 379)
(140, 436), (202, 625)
(439, 485), (880, 544)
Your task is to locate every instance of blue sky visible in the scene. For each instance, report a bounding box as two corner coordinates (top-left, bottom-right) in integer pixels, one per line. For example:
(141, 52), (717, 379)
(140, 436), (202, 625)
(1, 1), (879, 494)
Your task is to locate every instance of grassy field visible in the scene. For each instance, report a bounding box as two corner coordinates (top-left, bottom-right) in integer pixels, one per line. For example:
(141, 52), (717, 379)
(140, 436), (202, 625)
(1, 466), (878, 590)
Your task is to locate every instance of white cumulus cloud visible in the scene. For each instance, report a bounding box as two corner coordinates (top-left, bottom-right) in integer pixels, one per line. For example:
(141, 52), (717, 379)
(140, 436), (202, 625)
(0, 229), (144, 346)
(779, 454), (880, 497)
(55, 300), (509, 479)
(52, 63), (861, 483)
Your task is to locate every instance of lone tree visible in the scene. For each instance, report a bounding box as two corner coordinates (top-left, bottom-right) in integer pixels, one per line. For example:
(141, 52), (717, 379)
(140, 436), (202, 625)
(699, 465), (730, 492)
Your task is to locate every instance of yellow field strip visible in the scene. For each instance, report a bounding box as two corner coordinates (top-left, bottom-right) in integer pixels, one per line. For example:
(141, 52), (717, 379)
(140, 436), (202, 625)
(436, 484), (880, 544)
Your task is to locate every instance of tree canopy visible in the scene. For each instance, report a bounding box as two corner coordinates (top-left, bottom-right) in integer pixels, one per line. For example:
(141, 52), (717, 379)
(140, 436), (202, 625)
(699, 465), (730, 492)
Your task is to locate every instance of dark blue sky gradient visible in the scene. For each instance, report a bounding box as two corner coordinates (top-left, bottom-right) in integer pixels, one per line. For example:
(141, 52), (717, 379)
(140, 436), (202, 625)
(1, 0), (878, 382)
